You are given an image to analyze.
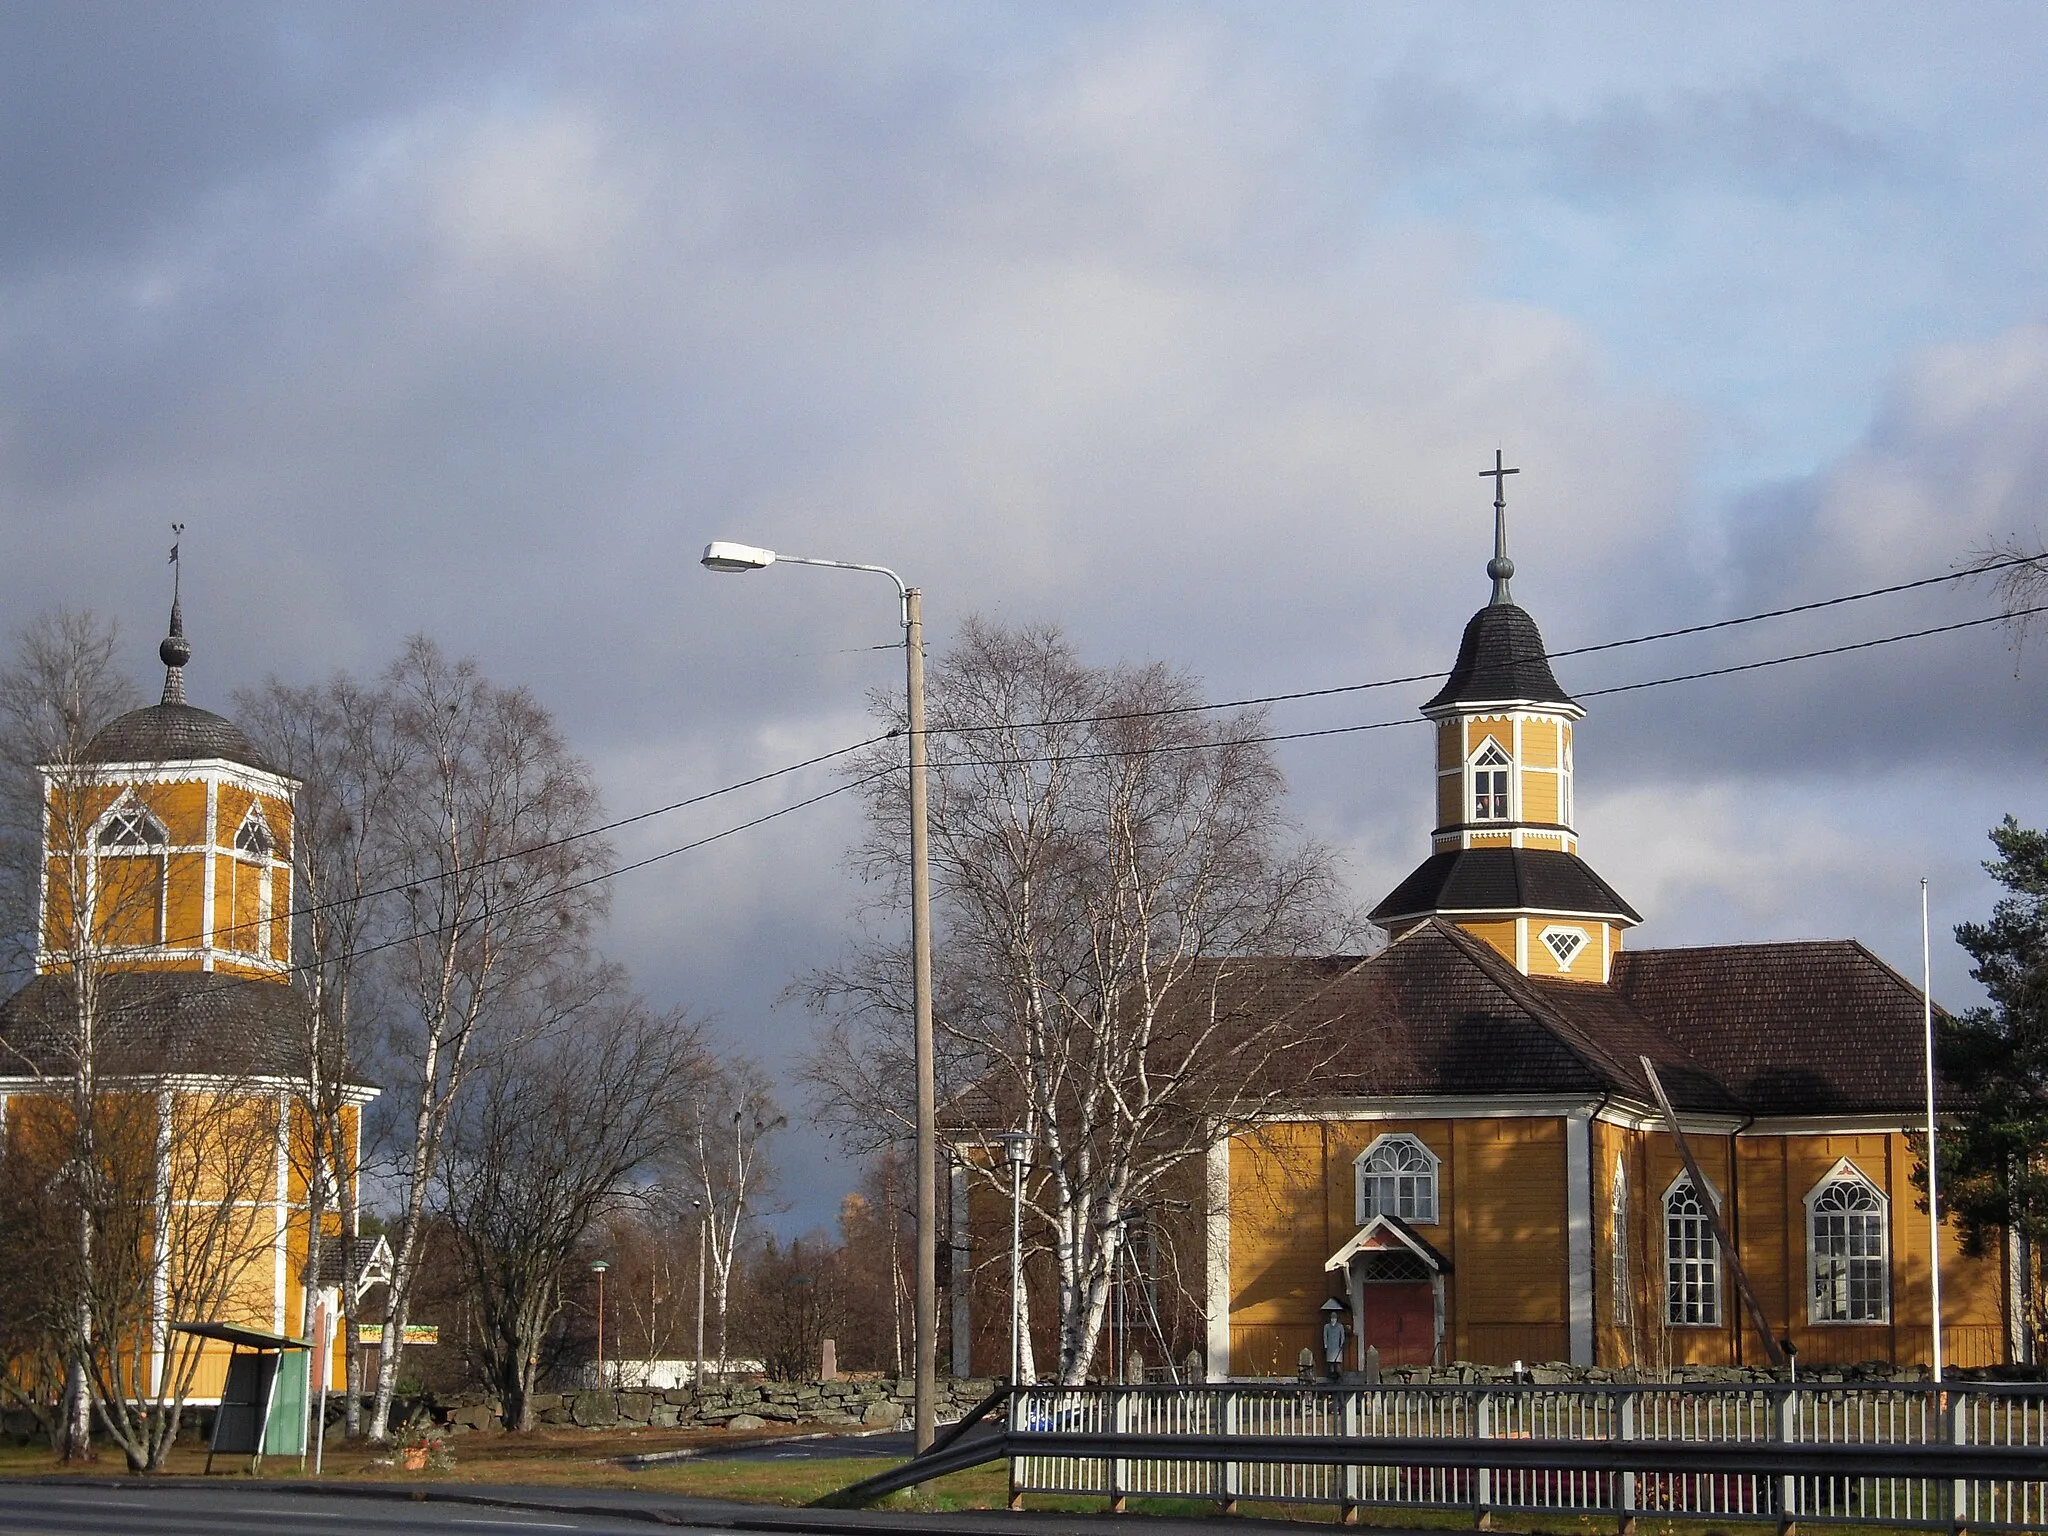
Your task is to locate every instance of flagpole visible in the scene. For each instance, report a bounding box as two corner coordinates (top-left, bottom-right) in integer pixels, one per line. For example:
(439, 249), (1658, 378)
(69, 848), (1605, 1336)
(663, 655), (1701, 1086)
(1922, 877), (1944, 1383)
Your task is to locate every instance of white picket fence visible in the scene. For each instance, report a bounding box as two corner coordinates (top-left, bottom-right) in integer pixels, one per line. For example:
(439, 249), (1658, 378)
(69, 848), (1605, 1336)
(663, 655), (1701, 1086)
(1006, 1381), (2048, 1529)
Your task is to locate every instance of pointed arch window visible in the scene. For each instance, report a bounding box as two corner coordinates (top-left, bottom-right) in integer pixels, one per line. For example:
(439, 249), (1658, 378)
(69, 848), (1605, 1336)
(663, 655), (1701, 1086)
(234, 804), (273, 857)
(1355, 1134), (1439, 1225)
(1610, 1156), (1633, 1335)
(1471, 740), (1511, 822)
(92, 801), (169, 948)
(1664, 1174), (1720, 1326)
(1808, 1163), (1889, 1323)
(228, 803), (276, 957)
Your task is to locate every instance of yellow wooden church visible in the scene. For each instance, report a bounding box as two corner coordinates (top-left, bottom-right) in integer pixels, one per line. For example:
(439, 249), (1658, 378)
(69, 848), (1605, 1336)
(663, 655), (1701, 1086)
(0, 598), (370, 1406)
(1205, 488), (2020, 1379)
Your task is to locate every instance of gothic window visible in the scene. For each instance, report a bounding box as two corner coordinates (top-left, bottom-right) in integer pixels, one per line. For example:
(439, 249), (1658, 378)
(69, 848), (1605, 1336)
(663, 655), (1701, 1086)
(235, 805), (273, 856)
(1664, 1175), (1720, 1326)
(1610, 1157), (1633, 1334)
(1540, 926), (1588, 970)
(1472, 740), (1511, 822)
(1808, 1164), (1889, 1323)
(92, 802), (169, 947)
(1356, 1134), (1439, 1225)
(229, 803), (275, 956)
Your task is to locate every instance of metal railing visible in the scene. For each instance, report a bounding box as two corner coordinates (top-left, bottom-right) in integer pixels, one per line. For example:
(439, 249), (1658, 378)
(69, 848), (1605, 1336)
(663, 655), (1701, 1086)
(998, 1381), (2048, 1530)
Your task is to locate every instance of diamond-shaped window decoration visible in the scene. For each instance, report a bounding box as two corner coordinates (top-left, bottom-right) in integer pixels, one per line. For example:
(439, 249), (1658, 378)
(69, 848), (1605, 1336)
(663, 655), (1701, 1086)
(1541, 927), (1586, 969)
(1474, 740), (1511, 767)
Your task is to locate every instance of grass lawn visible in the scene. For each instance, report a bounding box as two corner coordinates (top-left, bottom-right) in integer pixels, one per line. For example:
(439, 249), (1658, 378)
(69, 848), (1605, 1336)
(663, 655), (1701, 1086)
(0, 1430), (1898, 1536)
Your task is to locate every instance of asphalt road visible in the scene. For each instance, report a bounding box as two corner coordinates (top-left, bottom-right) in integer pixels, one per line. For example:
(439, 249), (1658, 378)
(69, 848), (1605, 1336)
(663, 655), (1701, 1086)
(0, 1481), (656, 1534)
(0, 1477), (1400, 1536)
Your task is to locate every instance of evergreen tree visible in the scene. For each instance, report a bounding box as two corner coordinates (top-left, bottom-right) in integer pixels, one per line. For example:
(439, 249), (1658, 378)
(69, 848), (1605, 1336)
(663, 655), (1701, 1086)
(1943, 817), (2048, 1338)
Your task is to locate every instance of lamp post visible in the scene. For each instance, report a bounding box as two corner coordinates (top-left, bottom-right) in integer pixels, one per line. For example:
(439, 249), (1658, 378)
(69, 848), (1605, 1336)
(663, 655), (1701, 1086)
(692, 1197), (708, 1388)
(997, 1132), (1031, 1386)
(590, 1260), (610, 1389)
(700, 540), (938, 1451)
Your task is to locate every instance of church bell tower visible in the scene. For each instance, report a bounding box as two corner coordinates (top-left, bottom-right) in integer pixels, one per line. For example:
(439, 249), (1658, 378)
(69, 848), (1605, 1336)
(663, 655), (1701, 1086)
(1370, 455), (1639, 981)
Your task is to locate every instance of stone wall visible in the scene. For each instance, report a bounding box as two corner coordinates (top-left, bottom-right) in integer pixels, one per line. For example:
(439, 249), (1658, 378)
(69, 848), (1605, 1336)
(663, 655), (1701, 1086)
(437, 1376), (1001, 1434)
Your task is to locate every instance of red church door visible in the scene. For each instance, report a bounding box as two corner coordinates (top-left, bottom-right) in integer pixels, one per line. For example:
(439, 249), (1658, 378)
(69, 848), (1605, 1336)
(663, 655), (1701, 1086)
(1362, 1282), (1435, 1366)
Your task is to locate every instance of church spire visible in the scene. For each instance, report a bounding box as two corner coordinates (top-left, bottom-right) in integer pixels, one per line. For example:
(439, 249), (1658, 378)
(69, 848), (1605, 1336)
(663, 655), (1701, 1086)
(160, 524), (190, 706)
(1480, 449), (1519, 606)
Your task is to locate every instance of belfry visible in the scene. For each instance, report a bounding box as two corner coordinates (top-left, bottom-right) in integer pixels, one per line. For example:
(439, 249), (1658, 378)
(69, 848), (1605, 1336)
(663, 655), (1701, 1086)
(0, 578), (369, 1416)
(1371, 457), (1639, 980)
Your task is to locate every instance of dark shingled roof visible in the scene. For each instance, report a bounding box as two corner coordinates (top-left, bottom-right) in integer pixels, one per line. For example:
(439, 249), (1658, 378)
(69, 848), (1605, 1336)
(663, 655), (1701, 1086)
(1610, 940), (1954, 1115)
(83, 702), (278, 775)
(1371, 847), (1643, 926)
(1041, 920), (1946, 1118)
(1424, 603), (1577, 713)
(0, 971), (314, 1079)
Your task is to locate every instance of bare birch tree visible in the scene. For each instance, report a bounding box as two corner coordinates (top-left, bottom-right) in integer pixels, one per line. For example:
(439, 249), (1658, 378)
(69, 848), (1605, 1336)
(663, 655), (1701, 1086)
(660, 1055), (783, 1376)
(365, 638), (613, 1440)
(805, 618), (1358, 1383)
(435, 983), (705, 1429)
(236, 674), (409, 1438)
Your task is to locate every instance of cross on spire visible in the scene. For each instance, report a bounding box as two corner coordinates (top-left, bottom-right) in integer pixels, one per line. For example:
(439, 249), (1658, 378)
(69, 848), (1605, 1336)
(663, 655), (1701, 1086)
(1480, 450), (1519, 605)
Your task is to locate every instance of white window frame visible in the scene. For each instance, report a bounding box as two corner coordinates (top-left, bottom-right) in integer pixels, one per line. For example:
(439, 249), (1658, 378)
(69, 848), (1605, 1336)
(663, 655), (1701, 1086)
(89, 796), (170, 949)
(1355, 1133), (1441, 1226)
(230, 802), (275, 956)
(1610, 1155), (1632, 1333)
(1470, 738), (1513, 823)
(1806, 1159), (1890, 1324)
(1663, 1171), (1721, 1327)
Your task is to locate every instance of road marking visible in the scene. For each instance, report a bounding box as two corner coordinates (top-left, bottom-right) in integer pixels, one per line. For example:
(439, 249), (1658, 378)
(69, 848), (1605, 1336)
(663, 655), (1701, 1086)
(448, 1522), (580, 1530)
(67, 1501), (149, 1508)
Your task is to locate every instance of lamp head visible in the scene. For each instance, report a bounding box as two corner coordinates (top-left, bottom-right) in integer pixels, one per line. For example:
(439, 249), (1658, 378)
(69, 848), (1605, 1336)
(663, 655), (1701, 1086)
(702, 541), (777, 572)
(999, 1131), (1032, 1168)
(589, 1259), (610, 1274)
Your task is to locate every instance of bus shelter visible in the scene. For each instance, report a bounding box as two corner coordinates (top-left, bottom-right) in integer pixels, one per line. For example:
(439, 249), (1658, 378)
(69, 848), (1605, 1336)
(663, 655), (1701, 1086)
(171, 1322), (310, 1472)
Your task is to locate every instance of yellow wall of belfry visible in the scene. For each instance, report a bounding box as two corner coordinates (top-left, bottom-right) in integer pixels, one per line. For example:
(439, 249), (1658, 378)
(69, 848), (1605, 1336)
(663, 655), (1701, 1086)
(12, 742), (366, 1405)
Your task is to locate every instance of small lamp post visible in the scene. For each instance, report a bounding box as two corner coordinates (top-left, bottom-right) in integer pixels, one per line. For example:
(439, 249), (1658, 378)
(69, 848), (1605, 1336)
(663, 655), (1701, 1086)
(590, 1260), (611, 1388)
(997, 1132), (1032, 1386)
(691, 1198), (708, 1388)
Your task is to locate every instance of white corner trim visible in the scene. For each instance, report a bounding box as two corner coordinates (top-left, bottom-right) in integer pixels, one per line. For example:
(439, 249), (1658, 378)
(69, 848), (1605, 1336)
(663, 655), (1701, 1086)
(1205, 1138), (1231, 1382)
(1566, 1109), (1594, 1364)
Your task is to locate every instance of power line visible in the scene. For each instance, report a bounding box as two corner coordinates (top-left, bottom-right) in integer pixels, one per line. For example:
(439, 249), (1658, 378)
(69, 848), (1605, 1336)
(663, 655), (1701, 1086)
(929, 550), (2046, 735)
(7, 567), (2039, 998)
(916, 603), (2048, 766)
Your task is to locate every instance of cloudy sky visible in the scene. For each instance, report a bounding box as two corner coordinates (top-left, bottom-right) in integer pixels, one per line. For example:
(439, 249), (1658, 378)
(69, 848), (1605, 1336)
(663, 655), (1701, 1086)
(7, 2), (2047, 1231)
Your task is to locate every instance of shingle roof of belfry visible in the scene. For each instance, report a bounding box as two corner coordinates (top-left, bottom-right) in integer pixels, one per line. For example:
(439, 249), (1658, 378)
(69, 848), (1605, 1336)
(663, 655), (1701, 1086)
(1370, 848), (1643, 926)
(0, 971), (315, 1080)
(1423, 603), (1577, 713)
(1167, 919), (1947, 1117)
(83, 702), (279, 776)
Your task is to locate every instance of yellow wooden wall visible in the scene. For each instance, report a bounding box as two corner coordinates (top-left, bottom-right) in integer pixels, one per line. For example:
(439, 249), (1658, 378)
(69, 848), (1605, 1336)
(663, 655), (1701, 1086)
(1236, 1116), (2013, 1373)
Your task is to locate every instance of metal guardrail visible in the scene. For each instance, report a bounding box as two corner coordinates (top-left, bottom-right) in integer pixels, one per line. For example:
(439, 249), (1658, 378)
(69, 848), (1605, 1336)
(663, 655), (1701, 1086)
(826, 1380), (2048, 1529)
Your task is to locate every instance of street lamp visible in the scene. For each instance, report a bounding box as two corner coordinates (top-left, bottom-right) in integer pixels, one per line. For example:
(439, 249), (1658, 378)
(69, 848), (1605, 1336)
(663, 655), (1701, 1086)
(996, 1132), (1031, 1387)
(590, 1260), (611, 1389)
(700, 539), (938, 1452)
(691, 1197), (708, 1389)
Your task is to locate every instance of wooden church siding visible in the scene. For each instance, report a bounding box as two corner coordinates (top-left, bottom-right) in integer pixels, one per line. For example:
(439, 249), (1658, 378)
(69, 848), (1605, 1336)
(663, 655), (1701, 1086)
(1451, 1118), (1568, 1364)
(1521, 771), (1560, 825)
(1228, 1125), (1329, 1376)
(1436, 776), (1461, 829)
(1520, 719), (1560, 770)
(1461, 920), (1516, 966)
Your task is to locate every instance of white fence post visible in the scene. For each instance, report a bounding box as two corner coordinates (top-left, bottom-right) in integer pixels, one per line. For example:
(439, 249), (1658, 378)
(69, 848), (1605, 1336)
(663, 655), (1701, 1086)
(1475, 1390), (1493, 1529)
(1618, 1389), (1637, 1536)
